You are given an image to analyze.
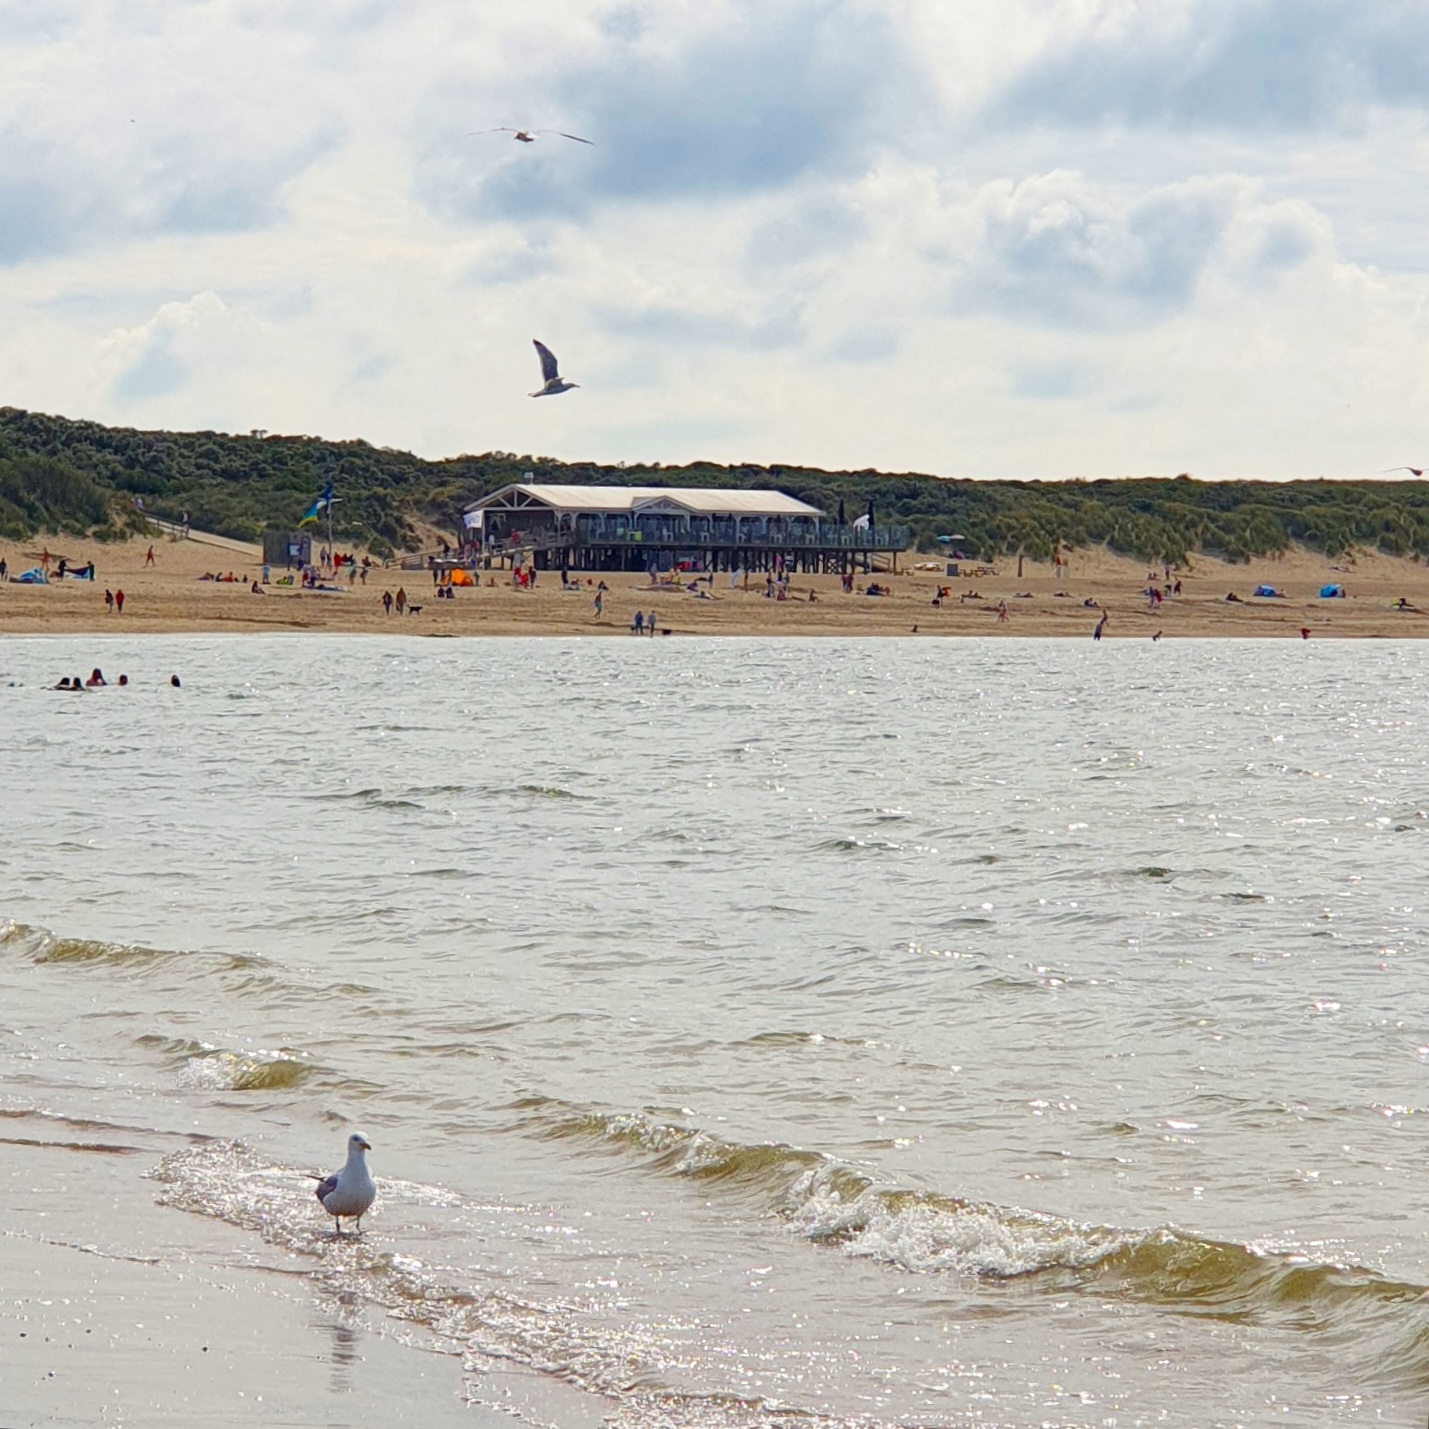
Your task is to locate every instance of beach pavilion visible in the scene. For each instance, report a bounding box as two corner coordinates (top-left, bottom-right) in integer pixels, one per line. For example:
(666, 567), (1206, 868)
(462, 483), (910, 574)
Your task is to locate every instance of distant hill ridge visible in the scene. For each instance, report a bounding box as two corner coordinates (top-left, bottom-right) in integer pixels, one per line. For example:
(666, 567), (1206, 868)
(1, 405), (1426, 564)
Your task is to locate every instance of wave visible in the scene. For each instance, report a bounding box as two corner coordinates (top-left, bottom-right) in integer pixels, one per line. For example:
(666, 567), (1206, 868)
(150, 1139), (900, 1429)
(0, 920), (260, 973)
(513, 783), (590, 801)
(521, 1102), (1429, 1347)
(134, 1034), (317, 1091)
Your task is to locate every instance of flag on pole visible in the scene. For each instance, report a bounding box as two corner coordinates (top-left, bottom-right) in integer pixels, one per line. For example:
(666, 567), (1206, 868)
(297, 479), (334, 527)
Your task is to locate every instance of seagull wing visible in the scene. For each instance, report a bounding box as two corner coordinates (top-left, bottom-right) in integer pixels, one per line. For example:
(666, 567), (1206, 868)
(468, 127), (519, 137)
(315, 1172), (339, 1205)
(533, 340), (561, 383)
(1383, 466), (1424, 475)
(550, 131), (594, 145)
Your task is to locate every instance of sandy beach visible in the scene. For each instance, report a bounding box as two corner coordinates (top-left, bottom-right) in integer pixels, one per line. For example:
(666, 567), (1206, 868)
(0, 1130), (602, 1429)
(4, 531), (1429, 638)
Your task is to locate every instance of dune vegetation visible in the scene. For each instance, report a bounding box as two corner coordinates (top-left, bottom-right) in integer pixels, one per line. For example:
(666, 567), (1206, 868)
(2, 405), (1425, 565)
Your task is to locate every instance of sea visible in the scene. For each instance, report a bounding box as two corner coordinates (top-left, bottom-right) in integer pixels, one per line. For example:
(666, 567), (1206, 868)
(3, 634), (1428, 1428)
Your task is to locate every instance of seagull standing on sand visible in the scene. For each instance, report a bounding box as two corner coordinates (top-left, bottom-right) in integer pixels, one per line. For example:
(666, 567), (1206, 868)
(531, 340), (579, 397)
(315, 1133), (376, 1235)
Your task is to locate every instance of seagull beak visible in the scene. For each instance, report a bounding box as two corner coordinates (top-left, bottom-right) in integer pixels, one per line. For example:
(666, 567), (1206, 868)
(358, 1137), (372, 1150)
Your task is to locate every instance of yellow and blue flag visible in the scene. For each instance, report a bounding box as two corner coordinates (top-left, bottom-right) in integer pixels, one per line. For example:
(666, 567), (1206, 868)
(298, 480), (334, 527)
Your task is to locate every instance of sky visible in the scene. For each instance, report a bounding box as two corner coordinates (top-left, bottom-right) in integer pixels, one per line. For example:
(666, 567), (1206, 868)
(2, 0), (1428, 480)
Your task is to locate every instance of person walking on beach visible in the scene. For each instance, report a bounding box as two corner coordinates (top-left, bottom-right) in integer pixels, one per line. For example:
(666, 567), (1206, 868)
(114, 588), (125, 614)
(1093, 612), (1107, 641)
(382, 590), (393, 615)
(145, 545), (155, 566)
(395, 587), (406, 615)
(997, 600), (1008, 623)
(104, 588), (115, 613)
(593, 589), (603, 620)
(632, 610), (644, 635)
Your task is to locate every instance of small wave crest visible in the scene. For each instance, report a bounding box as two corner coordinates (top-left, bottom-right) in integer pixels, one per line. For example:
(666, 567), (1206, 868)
(138, 1036), (317, 1092)
(1, 920), (259, 973)
(524, 1103), (1429, 1346)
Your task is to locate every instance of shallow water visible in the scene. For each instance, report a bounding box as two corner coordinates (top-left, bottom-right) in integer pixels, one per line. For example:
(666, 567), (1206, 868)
(3, 635), (1429, 1426)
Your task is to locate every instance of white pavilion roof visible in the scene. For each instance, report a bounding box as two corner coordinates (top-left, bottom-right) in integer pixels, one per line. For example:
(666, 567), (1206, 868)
(466, 484), (822, 518)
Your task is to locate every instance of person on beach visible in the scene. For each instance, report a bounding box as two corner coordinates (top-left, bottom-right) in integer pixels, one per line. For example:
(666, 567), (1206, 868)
(86, 668), (106, 686)
(395, 587), (406, 615)
(104, 588), (114, 612)
(633, 610), (644, 635)
(114, 588), (125, 614)
(145, 545), (155, 566)
(1093, 613), (1108, 641)
(593, 590), (604, 619)
(382, 590), (393, 615)
(646, 610), (655, 634)
(997, 600), (1008, 622)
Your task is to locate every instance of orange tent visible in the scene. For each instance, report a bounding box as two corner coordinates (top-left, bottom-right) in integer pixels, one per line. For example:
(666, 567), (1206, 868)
(449, 568), (476, 586)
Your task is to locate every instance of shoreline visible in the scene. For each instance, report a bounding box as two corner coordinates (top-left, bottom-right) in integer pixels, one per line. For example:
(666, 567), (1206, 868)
(4, 533), (1429, 639)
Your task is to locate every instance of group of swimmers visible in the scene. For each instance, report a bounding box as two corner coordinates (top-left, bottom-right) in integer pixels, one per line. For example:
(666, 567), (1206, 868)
(53, 668), (181, 690)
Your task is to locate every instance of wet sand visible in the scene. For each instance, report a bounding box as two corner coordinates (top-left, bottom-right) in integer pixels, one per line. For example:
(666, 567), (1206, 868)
(0, 1132), (601, 1428)
(4, 533), (1429, 638)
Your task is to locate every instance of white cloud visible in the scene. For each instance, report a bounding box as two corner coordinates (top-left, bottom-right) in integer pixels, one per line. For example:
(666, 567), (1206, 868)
(933, 171), (1327, 330)
(413, 0), (922, 223)
(989, 0), (1429, 132)
(100, 291), (235, 404)
(0, 1), (1426, 482)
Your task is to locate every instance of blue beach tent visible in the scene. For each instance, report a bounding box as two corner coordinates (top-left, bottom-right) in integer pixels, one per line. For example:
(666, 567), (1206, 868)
(1318, 583), (1344, 598)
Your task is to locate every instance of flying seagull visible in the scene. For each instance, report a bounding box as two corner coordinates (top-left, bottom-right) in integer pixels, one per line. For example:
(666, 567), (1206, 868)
(471, 127), (593, 145)
(1383, 466), (1425, 476)
(531, 340), (579, 397)
(314, 1132), (376, 1235)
